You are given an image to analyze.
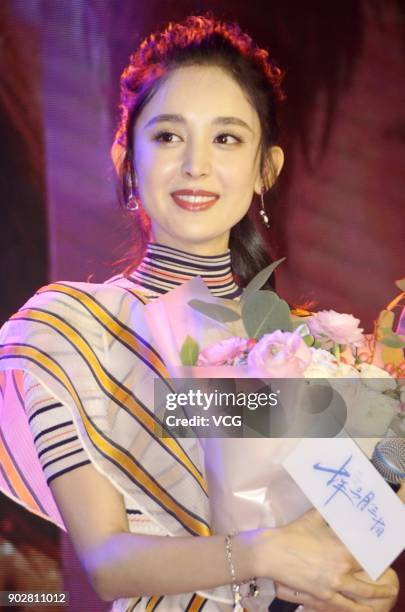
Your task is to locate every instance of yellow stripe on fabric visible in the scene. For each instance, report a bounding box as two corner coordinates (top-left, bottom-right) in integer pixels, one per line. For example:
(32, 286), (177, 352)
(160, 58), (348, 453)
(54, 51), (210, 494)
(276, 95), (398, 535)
(0, 434), (42, 512)
(0, 344), (210, 536)
(124, 288), (150, 305)
(36, 283), (168, 379)
(145, 596), (162, 611)
(190, 594), (207, 611)
(10, 308), (207, 494)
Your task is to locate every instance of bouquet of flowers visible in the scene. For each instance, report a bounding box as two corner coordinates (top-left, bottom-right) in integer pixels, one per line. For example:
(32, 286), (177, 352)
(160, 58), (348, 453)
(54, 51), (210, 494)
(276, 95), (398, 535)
(144, 262), (405, 609)
(179, 260), (405, 436)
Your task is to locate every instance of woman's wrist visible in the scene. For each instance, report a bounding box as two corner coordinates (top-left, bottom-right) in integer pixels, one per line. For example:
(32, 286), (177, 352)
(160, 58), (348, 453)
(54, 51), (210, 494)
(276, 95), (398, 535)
(229, 530), (259, 580)
(225, 532), (262, 606)
(239, 527), (280, 580)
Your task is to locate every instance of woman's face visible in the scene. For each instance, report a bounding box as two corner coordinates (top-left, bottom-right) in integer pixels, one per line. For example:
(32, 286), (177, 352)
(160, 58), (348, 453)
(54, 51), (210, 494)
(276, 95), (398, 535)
(133, 64), (282, 255)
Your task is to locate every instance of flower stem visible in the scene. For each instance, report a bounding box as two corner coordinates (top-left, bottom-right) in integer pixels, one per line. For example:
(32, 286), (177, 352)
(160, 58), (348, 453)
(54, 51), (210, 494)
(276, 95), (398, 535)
(332, 344), (341, 361)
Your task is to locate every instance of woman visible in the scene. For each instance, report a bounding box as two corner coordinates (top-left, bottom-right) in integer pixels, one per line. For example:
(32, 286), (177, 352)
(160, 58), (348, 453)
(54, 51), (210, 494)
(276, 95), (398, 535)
(0, 15), (399, 612)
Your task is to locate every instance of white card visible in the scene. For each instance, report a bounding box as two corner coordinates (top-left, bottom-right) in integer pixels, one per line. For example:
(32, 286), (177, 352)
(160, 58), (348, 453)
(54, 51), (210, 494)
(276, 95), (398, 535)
(283, 437), (405, 580)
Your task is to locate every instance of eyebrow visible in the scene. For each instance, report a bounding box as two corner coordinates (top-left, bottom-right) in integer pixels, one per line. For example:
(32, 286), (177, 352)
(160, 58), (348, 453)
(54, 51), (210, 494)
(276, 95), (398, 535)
(213, 116), (253, 133)
(144, 113), (253, 133)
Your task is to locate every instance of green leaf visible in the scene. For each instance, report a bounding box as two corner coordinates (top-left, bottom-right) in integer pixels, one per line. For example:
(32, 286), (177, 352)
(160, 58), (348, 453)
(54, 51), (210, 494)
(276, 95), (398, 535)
(180, 335), (200, 366)
(395, 278), (405, 292)
(303, 334), (315, 347)
(241, 291), (292, 339)
(188, 299), (241, 323)
(380, 327), (394, 335)
(240, 258), (286, 306)
(380, 333), (405, 349)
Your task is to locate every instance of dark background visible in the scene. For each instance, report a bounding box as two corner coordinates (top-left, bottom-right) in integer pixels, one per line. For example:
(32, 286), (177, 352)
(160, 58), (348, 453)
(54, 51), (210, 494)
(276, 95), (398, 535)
(0, 0), (404, 610)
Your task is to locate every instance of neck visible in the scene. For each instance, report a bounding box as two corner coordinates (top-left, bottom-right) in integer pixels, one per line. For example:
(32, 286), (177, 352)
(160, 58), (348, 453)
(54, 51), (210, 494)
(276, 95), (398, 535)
(149, 229), (230, 257)
(127, 242), (241, 298)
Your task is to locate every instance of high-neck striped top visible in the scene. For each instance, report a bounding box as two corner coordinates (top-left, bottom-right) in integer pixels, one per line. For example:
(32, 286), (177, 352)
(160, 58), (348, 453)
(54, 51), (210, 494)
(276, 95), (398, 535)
(124, 242), (242, 299)
(22, 242), (242, 491)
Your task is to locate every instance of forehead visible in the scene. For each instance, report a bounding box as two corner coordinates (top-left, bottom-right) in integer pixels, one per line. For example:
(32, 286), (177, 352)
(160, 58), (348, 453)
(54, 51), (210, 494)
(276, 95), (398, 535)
(137, 64), (260, 129)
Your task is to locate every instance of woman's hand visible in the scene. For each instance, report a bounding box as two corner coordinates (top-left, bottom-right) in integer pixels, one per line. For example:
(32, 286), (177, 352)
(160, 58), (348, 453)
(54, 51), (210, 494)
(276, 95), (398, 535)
(274, 568), (399, 612)
(340, 569), (399, 612)
(256, 509), (397, 612)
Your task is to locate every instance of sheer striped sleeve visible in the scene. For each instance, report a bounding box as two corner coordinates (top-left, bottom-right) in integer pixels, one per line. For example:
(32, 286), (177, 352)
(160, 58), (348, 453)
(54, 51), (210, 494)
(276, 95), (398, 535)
(22, 371), (91, 485)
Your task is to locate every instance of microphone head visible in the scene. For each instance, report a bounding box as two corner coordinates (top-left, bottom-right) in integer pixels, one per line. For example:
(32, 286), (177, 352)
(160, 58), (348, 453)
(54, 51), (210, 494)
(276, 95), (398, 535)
(371, 438), (405, 484)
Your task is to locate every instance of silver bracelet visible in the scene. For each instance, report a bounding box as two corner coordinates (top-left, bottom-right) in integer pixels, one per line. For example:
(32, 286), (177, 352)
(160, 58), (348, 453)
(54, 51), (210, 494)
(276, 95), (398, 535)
(225, 534), (259, 610)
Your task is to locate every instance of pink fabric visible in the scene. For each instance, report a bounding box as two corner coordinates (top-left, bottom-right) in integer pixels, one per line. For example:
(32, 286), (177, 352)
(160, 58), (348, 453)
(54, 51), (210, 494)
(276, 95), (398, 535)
(0, 370), (64, 528)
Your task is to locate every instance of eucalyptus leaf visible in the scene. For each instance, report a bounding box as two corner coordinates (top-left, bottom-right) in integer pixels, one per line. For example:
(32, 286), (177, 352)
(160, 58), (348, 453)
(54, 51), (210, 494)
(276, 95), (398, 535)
(188, 299), (241, 323)
(379, 330), (405, 348)
(180, 335), (200, 366)
(240, 258), (286, 306)
(241, 291), (292, 338)
(395, 278), (405, 292)
(380, 334), (405, 348)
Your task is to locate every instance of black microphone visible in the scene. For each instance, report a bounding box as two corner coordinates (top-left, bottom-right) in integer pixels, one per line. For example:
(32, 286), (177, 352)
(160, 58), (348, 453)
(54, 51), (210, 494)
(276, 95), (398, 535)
(371, 438), (405, 492)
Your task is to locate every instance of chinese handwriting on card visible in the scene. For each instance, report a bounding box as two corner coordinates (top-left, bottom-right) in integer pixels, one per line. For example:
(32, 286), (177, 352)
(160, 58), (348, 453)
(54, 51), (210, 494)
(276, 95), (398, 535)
(313, 455), (385, 536)
(283, 438), (405, 580)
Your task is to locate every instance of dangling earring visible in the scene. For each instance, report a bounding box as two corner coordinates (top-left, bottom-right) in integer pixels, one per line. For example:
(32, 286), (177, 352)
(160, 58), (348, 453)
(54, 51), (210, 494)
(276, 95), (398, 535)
(126, 173), (139, 211)
(259, 187), (270, 228)
(125, 156), (140, 211)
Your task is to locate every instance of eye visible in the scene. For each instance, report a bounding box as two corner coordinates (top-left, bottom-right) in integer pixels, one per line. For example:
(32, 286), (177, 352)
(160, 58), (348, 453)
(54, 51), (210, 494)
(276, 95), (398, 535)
(214, 133), (243, 145)
(153, 131), (182, 144)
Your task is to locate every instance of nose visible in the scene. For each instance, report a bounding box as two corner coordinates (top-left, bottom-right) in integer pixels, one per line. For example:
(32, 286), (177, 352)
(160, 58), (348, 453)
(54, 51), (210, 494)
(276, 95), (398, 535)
(181, 138), (211, 179)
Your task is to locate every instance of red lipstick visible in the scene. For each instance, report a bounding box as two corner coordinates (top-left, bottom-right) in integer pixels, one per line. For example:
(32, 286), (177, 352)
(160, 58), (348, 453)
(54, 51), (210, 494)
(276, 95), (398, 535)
(171, 189), (219, 211)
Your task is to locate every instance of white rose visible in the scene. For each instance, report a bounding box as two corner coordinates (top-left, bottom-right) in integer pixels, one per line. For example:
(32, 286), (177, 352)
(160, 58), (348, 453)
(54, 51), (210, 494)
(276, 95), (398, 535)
(333, 363), (360, 378)
(304, 348), (339, 378)
(341, 383), (398, 437)
(357, 363), (397, 392)
(310, 347), (337, 365)
(325, 377), (397, 436)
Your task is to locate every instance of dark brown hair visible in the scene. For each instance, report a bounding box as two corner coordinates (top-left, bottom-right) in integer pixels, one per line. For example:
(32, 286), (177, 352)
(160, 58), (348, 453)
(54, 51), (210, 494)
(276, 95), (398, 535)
(114, 15), (285, 286)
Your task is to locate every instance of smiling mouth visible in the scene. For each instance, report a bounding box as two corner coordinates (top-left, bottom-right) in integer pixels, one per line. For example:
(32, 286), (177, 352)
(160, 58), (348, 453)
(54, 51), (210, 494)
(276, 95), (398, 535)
(171, 190), (219, 211)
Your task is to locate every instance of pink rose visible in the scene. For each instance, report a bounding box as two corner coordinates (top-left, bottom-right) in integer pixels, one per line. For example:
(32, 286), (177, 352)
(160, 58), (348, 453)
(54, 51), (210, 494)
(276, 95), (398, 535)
(247, 330), (312, 377)
(197, 337), (250, 366)
(307, 310), (364, 347)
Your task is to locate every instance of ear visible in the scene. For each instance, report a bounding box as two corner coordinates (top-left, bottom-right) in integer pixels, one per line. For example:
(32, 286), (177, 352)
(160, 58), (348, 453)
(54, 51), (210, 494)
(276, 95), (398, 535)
(111, 140), (127, 175)
(254, 146), (284, 194)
